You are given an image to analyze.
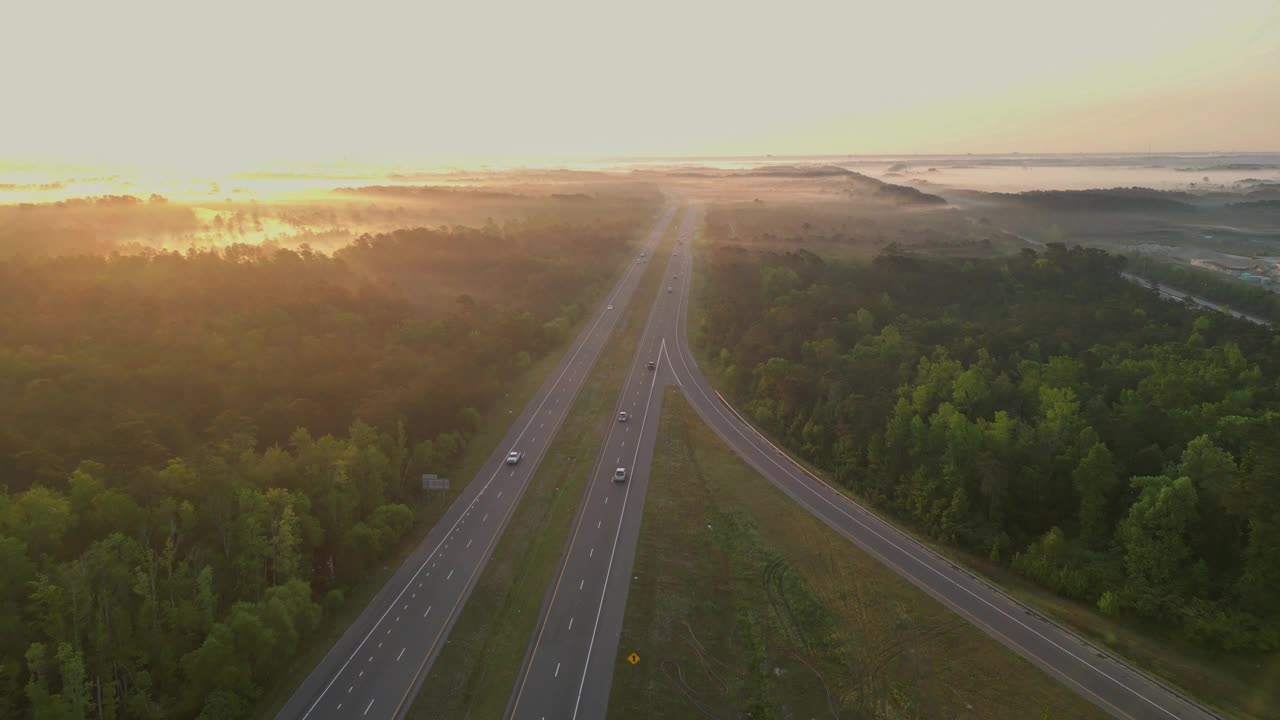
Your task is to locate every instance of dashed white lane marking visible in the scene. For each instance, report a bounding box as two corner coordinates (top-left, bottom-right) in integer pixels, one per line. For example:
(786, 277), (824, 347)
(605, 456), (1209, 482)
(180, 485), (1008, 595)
(498, 491), (504, 500)
(604, 496), (608, 505)
(622, 441), (626, 447)
(447, 569), (454, 580)
(397, 647), (406, 662)
(358, 671), (364, 678)
(364, 699), (374, 715)
(424, 606), (432, 618)
(367, 656), (373, 662)
(337, 704), (342, 710)
(378, 642), (382, 648)
(483, 513), (489, 523)
(402, 604), (407, 610)
(589, 547), (594, 558)
(386, 628), (391, 635)
(417, 583), (422, 588)
(597, 520), (601, 529)
(568, 617), (574, 630)
(395, 616), (400, 622)
(347, 686), (353, 694)
(411, 593), (415, 599)
(579, 579), (584, 590)
(555, 662), (561, 678)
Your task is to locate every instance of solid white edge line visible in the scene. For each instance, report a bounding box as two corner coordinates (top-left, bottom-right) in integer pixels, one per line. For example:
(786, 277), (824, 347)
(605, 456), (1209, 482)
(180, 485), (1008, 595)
(509, 208), (683, 718)
(300, 204), (677, 720)
(569, 339), (669, 720)
(666, 209), (1193, 720)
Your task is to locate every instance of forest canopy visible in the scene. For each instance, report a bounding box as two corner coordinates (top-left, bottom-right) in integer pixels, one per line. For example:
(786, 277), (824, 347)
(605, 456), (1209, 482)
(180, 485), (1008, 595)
(696, 242), (1280, 654)
(0, 198), (657, 718)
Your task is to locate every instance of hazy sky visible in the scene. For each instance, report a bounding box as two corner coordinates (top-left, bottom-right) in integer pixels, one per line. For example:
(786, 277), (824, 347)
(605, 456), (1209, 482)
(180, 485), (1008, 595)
(3, 0), (1277, 170)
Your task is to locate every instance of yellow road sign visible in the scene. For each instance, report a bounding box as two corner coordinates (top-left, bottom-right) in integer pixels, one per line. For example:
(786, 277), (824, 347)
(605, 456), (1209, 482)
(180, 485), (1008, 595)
(627, 652), (640, 665)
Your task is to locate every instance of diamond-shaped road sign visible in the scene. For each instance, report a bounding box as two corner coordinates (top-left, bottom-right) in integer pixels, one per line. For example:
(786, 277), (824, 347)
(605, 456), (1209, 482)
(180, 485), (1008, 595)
(627, 652), (640, 665)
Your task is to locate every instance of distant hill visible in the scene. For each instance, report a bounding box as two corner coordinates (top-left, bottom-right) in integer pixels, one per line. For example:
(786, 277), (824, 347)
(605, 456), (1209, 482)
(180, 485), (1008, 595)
(335, 185), (522, 199)
(1244, 184), (1280, 201)
(742, 165), (947, 206)
(742, 164), (855, 178)
(982, 187), (1197, 213)
(1228, 199), (1280, 210)
(1177, 163), (1279, 172)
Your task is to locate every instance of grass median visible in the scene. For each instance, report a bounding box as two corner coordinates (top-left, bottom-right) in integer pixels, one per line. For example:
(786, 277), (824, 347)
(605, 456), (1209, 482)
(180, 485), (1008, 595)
(404, 209), (678, 720)
(250, 212), (667, 720)
(608, 389), (1109, 720)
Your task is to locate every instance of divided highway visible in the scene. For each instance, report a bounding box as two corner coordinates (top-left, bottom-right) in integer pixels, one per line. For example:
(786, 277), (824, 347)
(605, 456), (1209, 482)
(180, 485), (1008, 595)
(274, 204), (677, 720)
(506, 207), (699, 720)
(661, 212), (1218, 720)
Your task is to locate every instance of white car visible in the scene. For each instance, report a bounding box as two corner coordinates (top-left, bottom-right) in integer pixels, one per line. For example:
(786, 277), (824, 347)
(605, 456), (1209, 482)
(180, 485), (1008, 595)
(607, 304), (614, 310)
(617, 411), (628, 422)
(506, 451), (523, 465)
(613, 467), (627, 483)
(667, 286), (672, 293)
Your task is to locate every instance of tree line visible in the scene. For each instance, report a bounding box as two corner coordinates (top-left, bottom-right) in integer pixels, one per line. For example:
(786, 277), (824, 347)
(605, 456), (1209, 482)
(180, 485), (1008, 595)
(696, 243), (1280, 654)
(0, 209), (650, 718)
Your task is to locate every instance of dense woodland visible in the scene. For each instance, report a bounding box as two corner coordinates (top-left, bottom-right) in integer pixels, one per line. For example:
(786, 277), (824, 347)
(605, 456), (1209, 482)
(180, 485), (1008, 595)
(697, 243), (1280, 654)
(0, 203), (653, 719)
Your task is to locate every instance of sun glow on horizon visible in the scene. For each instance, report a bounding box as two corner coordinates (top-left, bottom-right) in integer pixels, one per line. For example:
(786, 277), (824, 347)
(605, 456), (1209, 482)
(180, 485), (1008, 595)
(2, 0), (1278, 178)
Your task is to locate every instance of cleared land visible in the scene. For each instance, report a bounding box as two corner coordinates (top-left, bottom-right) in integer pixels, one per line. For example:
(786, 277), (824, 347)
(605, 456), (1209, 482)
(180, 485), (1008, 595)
(405, 214), (675, 719)
(607, 389), (1109, 720)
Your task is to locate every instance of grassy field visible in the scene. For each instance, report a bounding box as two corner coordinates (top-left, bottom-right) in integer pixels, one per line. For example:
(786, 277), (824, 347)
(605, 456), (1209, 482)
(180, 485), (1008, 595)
(607, 389), (1110, 720)
(404, 209), (678, 720)
(250, 210), (666, 719)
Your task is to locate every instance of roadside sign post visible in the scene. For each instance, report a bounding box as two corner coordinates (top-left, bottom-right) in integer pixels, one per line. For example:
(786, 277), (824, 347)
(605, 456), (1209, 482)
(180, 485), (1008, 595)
(422, 474), (450, 493)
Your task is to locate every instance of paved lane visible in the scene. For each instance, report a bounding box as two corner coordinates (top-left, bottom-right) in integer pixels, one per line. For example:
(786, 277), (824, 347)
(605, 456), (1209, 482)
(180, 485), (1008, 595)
(506, 207), (697, 720)
(662, 212), (1219, 720)
(275, 205), (677, 720)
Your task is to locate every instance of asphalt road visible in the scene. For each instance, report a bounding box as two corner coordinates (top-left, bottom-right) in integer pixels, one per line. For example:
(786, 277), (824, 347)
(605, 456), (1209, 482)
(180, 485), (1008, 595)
(506, 207), (699, 720)
(1122, 271), (1273, 327)
(274, 204), (677, 720)
(658, 214), (1219, 720)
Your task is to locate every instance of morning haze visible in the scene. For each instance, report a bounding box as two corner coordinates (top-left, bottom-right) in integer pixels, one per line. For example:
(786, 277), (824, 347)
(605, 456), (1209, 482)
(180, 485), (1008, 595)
(2, 3), (1278, 720)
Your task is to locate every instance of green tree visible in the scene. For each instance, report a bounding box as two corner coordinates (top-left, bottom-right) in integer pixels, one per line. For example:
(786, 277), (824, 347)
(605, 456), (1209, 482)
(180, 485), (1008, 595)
(1118, 476), (1200, 619)
(1073, 442), (1119, 548)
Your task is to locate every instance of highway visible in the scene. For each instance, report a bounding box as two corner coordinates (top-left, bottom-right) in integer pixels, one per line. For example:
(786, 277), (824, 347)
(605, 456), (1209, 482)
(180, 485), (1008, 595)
(655, 213), (1220, 720)
(506, 207), (698, 720)
(1122, 272), (1273, 327)
(274, 204), (677, 720)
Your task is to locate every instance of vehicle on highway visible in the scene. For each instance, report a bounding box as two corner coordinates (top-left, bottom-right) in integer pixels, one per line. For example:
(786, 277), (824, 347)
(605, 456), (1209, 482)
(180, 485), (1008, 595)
(646, 360), (655, 370)
(607, 304), (614, 310)
(613, 467), (627, 483)
(667, 286), (672, 293)
(617, 411), (628, 422)
(506, 450), (523, 465)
